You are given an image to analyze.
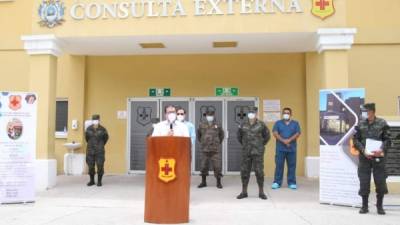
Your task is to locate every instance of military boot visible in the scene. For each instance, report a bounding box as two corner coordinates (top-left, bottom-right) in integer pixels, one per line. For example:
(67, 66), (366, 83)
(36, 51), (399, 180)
(237, 185), (248, 199)
(87, 174), (95, 186)
(198, 175), (207, 188)
(97, 174), (103, 187)
(359, 195), (369, 214)
(216, 177), (223, 189)
(376, 194), (385, 215)
(258, 184), (267, 200)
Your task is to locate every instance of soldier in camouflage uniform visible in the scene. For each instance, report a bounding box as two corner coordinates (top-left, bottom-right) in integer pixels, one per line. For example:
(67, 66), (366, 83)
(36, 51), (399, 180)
(85, 114), (109, 187)
(237, 106), (270, 200)
(197, 109), (224, 189)
(353, 103), (390, 215)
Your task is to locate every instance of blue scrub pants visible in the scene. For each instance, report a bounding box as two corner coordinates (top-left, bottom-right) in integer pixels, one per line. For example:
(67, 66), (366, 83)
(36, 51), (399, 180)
(273, 150), (297, 186)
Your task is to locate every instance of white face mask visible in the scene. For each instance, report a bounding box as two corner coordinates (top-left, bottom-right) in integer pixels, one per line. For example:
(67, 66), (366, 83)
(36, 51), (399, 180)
(247, 113), (256, 120)
(206, 116), (214, 122)
(92, 120), (99, 125)
(167, 113), (177, 122)
(177, 115), (185, 122)
(361, 112), (368, 120)
(283, 114), (290, 120)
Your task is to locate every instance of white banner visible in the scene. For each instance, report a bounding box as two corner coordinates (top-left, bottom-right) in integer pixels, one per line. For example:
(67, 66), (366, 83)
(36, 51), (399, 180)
(320, 145), (360, 206)
(0, 92), (37, 204)
(319, 89), (365, 206)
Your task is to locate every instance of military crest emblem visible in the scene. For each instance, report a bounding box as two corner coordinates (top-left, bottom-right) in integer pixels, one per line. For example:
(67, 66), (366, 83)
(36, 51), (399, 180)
(311, 0), (335, 20)
(9, 95), (22, 111)
(234, 106), (250, 125)
(136, 107), (152, 126)
(158, 158), (176, 183)
(38, 0), (65, 28)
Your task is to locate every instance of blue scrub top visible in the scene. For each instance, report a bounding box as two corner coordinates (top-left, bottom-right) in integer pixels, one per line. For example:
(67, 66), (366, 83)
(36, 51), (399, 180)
(273, 119), (301, 152)
(184, 121), (196, 147)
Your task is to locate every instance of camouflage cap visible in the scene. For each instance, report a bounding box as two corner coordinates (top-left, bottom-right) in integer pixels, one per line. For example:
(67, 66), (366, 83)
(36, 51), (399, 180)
(92, 114), (100, 120)
(363, 103), (376, 112)
(248, 106), (258, 113)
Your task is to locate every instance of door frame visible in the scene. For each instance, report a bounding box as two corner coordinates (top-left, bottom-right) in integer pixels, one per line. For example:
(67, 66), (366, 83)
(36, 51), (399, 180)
(224, 97), (259, 175)
(126, 97), (160, 174)
(191, 97), (225, 175)
(159, 97), (194, 171)
(159, 97), (192, 121)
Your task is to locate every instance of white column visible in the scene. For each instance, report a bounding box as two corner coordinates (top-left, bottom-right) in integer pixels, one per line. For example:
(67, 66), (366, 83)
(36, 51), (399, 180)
(21, 34), (63, 191)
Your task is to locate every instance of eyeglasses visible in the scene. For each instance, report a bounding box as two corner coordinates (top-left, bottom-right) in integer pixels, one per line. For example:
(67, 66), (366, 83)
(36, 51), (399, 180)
(177, 113), (185, 115)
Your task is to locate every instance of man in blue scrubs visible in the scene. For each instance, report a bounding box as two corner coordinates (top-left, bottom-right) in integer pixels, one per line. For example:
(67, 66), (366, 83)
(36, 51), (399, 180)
(271, 107), (301, 190)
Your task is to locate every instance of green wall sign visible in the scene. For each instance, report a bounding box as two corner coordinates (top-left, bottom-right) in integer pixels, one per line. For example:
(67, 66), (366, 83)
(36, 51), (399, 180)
(149, 88), (171, 97)
(216, 87), (239, 96)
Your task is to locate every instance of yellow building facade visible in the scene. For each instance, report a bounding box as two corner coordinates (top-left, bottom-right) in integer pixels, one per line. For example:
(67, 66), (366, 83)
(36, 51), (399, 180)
(0, 0), (399, 190)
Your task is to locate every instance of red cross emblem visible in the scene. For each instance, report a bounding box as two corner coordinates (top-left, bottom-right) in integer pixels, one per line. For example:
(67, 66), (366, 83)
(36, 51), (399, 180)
(316, 0), (329, 10)
(311, 0), (335, 20)
(158, 158), (176, 183)
(9, 95), (22, 111)
(162, 162), (172, 175)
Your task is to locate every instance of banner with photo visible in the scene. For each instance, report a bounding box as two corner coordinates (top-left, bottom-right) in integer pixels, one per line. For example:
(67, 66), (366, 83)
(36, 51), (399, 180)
(319, 88), (365, 206)
(0, 91), (37, 204)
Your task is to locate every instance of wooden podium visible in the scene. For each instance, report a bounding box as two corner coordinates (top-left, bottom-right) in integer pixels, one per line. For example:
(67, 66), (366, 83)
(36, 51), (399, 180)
(144, 137), (191, 224)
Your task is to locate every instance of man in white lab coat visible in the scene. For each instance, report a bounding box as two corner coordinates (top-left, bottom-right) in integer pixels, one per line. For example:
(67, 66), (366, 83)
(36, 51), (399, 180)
(152, 105), (189, 137)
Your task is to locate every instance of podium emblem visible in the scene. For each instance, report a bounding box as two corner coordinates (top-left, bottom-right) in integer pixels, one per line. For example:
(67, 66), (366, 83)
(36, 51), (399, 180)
(158, 158), (176, 183)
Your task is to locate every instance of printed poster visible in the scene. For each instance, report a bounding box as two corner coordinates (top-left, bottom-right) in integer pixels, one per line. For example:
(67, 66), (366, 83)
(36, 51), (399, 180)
(319, 89), (364, 206)
(0, 91), (37, 204)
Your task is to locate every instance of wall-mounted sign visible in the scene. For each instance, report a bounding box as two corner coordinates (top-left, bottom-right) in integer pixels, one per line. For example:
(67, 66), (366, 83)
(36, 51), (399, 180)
(215, 87), (238, 97)
(38, 0), (65, 28)
(38, 0), (336, 28)
(386, 121), (400, 176)
(398, 96), (400, 116)
(149, 88), (171, 97)
(311, 0), (335, 20)
(37, 0), (345, 28)
(69, 0), (303, 20)
(117, 110), (127, 119)
(263, 99), (281, 122)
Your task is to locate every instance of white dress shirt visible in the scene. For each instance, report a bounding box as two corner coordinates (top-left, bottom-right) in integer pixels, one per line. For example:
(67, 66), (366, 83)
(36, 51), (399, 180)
(152, 120), (190, 137)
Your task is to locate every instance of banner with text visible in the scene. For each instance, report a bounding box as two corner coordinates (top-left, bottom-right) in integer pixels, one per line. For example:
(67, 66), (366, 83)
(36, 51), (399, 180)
(0, 92), (37, 204)
(319, 88), (364, 206)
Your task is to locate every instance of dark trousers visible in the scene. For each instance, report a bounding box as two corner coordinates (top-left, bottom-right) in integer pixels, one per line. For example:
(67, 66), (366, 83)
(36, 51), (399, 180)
(200, 151), (222, 178)
(358, 155), (388, 196)
(273, 150), (297, 186)
(240, 154), (265, 186)
(86, 153), (105, 176)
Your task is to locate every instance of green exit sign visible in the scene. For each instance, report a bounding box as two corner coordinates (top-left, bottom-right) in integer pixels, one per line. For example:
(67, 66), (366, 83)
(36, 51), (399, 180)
(149, 88), (171, 97)
(216, 87), (239, 96)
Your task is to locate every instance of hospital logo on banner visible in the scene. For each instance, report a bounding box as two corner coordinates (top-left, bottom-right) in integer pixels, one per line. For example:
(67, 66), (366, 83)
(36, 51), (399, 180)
(9, 95), (22, 111)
